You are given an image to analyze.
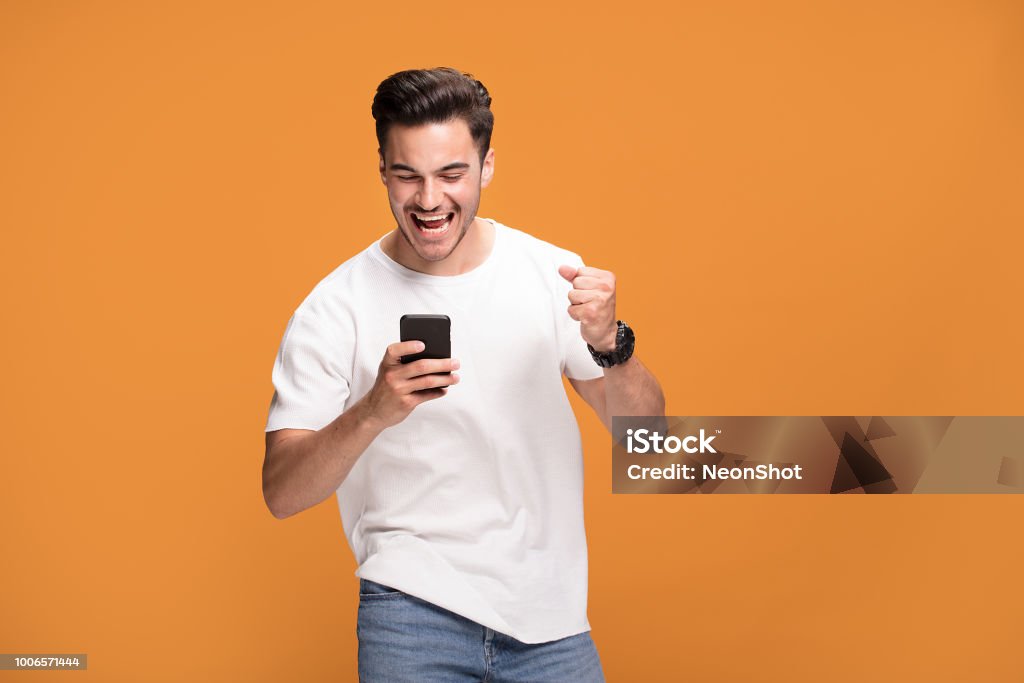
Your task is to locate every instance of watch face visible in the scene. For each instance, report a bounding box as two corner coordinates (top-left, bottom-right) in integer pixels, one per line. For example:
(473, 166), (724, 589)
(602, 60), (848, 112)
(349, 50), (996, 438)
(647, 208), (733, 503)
(619, 323), (634, 345)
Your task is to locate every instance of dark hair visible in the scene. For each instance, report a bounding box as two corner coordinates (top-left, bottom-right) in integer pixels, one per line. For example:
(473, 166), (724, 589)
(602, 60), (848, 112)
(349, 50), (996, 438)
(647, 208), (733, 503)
(372, 67), (494, 164)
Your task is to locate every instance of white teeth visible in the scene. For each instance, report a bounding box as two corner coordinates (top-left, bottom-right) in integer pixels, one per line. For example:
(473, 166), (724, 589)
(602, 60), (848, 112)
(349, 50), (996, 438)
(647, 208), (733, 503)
(414, 213), (450, 221)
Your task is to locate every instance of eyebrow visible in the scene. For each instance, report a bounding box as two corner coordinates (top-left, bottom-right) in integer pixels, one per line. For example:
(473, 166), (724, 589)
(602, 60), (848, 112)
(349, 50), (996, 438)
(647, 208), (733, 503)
(389, 162), (471, 173)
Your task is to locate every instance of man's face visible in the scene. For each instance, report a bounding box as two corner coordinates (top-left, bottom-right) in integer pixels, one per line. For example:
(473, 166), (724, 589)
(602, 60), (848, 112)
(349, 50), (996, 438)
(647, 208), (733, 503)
(380, 119), (494, 265)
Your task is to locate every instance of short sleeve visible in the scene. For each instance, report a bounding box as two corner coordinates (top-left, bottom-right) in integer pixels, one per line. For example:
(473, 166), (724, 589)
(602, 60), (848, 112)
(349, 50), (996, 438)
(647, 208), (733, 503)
(265, 311), (351, 432)
(557, 253), (605, 382)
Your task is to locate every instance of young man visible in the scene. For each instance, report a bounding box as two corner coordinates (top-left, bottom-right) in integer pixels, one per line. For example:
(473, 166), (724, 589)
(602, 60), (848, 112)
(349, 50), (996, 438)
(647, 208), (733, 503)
(263, 67), (664, 682)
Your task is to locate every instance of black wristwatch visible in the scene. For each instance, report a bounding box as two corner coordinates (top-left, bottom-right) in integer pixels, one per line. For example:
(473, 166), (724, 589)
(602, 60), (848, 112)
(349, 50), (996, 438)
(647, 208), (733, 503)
(587, 320), (635, 368)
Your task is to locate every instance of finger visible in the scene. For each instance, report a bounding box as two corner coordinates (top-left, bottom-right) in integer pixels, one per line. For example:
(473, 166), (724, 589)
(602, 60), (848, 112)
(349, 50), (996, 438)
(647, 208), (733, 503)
(575, 266), (610, 279)
(407, 372), (460, 393)
(568, 288), (600, 305)
(398, 357), (460, 378)
(568, 303), (607, 325)
(410, 387), (448, 404)
(385, 340), (425, 365)
(558, 264), (580, 283)
(567, 276), (609, 292)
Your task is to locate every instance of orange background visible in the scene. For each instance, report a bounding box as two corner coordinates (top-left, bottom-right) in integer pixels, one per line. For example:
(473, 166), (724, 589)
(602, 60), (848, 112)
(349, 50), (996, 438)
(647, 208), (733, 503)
(2, 1), (1023, 681)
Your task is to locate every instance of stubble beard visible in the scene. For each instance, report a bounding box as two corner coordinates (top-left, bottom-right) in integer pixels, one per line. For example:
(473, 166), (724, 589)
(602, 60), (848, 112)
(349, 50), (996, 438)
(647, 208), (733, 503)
(395, 206), (478, 263)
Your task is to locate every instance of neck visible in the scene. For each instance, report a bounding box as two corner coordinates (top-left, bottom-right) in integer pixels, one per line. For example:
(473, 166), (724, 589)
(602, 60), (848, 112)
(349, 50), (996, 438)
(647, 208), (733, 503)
(384, 217), (495, 276)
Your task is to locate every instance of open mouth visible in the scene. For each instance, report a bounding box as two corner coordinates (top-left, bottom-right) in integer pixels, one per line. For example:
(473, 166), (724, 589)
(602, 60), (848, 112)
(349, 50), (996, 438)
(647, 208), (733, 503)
(411, 211), (455, 236)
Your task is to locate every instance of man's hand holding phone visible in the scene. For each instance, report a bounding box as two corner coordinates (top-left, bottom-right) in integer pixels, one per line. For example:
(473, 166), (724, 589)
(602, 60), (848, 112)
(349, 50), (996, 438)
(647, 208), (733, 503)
(360, 340), (460, 429)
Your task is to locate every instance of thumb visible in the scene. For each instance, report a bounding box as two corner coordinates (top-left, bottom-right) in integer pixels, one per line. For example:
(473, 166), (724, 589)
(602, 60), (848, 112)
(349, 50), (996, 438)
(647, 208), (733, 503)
(558, 264), (579, 283)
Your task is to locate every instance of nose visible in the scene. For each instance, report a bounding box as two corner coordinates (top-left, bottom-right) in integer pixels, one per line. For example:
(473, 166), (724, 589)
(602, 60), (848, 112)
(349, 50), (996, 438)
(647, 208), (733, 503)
(416, 177), (442, 211)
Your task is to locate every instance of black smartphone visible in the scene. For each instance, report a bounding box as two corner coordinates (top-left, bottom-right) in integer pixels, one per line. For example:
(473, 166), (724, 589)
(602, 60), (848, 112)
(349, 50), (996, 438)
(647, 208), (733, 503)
(400, 314), (451, 374)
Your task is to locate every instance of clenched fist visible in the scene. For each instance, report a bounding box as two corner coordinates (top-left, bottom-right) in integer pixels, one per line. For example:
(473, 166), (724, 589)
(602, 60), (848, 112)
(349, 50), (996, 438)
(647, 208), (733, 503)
(558, 265), (618, 352)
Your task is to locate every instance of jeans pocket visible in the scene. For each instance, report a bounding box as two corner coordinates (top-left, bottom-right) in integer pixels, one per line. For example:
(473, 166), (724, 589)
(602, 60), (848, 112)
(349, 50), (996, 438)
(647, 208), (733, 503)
(358, 578), (406, 600)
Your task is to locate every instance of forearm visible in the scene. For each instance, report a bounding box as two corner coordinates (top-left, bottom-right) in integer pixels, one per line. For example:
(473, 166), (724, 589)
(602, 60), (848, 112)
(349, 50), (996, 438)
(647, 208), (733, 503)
(602, 354), (665, 424)
(262, 400), (384, 519)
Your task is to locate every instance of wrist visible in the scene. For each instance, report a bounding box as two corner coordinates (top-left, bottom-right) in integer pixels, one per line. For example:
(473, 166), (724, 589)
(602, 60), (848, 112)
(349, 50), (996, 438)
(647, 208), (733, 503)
(590, 325), (618, 353)
(350, 398), (388, 435)
(587, 320), (635, 368)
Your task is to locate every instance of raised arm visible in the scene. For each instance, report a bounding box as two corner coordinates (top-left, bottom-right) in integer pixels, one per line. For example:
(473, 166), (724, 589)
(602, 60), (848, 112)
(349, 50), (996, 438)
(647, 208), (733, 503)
(559, 264), (665, 432)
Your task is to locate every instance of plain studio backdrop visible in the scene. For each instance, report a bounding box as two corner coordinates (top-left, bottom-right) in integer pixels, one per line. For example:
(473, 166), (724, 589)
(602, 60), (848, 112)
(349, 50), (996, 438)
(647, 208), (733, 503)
(1, 1), (1022, 681)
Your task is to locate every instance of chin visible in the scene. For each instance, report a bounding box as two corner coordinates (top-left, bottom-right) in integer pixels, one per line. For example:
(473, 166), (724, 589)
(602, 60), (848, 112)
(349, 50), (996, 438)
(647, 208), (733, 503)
(402, 217), (470, 262)
(413, 244), (456, 262)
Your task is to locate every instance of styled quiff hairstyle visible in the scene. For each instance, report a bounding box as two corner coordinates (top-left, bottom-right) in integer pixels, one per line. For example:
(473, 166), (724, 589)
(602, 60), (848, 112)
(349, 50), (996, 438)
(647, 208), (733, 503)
(371, 67), (494, 164)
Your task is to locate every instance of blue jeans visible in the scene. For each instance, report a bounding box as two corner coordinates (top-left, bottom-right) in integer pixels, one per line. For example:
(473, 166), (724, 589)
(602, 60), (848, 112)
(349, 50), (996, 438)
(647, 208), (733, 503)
(357, 578), (606, 683)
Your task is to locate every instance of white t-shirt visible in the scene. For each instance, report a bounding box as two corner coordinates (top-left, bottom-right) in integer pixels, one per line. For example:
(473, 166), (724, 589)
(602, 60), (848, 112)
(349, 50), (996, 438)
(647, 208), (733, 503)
(264, 218), (603, 644)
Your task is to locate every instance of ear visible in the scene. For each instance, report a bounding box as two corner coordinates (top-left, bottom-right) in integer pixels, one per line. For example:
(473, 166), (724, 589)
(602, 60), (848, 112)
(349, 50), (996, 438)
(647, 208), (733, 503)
(480, 148), (495, 189)
(378, 148), (386, 185)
